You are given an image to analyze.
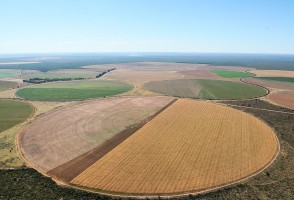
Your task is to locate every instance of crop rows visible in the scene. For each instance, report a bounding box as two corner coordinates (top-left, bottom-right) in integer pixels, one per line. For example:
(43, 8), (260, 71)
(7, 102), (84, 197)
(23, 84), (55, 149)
(72, 99), (279, 195)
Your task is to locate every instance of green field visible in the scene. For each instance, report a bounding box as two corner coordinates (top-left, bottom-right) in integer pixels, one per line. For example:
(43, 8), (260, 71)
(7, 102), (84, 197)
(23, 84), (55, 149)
(255, 77), (294, 83)
(16, 80), (133, 101)
(0, 72), (19, 78)
(211, 70), (253, 78)
(0, 100), (34, 133)
(144, 79), (267, 100)
(22, 71), (99, 80)
(0, 80), (18, 91)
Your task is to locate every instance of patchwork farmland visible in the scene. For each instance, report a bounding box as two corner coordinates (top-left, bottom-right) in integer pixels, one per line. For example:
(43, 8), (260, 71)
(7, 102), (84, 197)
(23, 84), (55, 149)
(19, 97), (173, 174)
(16, 79), (133, 101)
(144, 79), (267, 99)
(2, 61), (294, 198)
(71, 99), (279, 195)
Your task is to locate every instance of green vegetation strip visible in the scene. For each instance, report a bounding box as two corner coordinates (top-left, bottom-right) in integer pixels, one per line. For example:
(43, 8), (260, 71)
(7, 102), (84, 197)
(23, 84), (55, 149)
(0, 100), (34, 133)
(0, 80), (18, 91)
(255, 77), (294, 83)
(144, 79), (267, 100)
(211, 70), (253, 78)
(16, 80), (133, 101)
(0, 72), (19, 78)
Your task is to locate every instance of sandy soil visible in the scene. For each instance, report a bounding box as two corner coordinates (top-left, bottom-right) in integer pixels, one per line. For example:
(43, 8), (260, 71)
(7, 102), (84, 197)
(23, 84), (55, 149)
(47, 99), (177, 182)
(267, 91), (294, 109)
(250, 70), (294, 77)
(19, 97), (173, 174)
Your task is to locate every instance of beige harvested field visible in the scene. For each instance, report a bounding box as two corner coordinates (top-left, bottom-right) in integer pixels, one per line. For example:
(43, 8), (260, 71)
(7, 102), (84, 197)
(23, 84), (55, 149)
(72, 99), (279, 196)
(99, 62), (207, 71)
(19, 97), (173, 173)
(267, 91), (294, 109)
(102, 68), (184, 83)
(178, 70), (221, 79)
(250, 70), (294, 77)
(244, 77), (294, 91)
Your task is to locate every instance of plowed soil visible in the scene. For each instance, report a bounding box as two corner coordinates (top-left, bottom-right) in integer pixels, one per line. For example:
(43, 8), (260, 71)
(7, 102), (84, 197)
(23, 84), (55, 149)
(19, 97), (173, 174)
(268, 91), (294, 109)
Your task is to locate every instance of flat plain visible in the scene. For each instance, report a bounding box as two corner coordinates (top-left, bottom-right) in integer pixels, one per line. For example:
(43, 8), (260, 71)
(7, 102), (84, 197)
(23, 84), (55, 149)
(144, 79), (267, 99)
(16, 80), (133, 101)
(19, 97), (173, 173)
(250, 70), (294, 77)
(0, 100), (34, 133)
(72, 99), (279, 195)
(0, 80), (18, 91)
(211, 70), (253, 78)
(267, 91), (294, 109)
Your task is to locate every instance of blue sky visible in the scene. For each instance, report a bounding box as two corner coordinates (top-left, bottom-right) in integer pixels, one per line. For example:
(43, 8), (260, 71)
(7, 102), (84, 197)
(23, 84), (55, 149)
(1, 0), (294, 54)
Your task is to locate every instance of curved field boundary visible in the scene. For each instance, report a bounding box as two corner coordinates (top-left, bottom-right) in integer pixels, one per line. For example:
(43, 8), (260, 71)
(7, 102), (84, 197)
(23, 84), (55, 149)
(47, 99), (177, 182)
(240, 77), (270, 98)
(71, 99), (280, 197)
(15, 79), (134, 101)
(144, 79), (268, 100)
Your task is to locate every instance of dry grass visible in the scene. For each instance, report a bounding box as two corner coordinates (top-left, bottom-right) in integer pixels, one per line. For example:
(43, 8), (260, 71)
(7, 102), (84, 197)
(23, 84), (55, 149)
(19, 97), (173, 173)
(29, 101), (73, 117)
(72, 99), (279, 196)
(250, 70), (294, 77)
(0, 123), (26, 168)
(0, 89), (17, 99)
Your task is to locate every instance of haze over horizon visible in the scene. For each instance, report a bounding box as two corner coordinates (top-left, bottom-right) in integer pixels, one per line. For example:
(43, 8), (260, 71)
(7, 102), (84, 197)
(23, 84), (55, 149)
(1, 0), (294, 54)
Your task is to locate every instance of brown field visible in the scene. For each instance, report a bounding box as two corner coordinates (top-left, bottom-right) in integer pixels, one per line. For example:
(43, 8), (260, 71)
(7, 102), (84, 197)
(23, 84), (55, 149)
(244, 77), (294, 91)
(250, 70), (294, 77)
(72, 99), (279, 196)
(19, 97), (173, 173)
(267, 91), (294, 109)
(178, 70), (221, 79)
(102, 68), (184, 83)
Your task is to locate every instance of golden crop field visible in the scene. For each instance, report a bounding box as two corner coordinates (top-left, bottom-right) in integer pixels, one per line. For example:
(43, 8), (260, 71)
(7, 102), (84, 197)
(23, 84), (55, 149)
(71, 99), (279, 196)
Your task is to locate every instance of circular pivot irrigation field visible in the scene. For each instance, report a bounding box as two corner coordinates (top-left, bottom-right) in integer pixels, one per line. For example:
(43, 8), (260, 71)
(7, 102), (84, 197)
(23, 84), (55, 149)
(19, 98), (279, 197)
(16, 79), (133, 101)
(144, 79), (268, 100)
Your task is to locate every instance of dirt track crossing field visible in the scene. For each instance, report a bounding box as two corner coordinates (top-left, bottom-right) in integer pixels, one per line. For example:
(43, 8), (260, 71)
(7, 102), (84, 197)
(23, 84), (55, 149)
(19, 97), (173, 174)
(72, 99), (279, 196)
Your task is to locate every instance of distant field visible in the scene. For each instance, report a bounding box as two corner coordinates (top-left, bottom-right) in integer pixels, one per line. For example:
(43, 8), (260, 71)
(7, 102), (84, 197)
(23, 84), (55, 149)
(16, 80), (133, 101)
(0, 80), (18, 91)
(244, 77), (294, 90)
(268, 91), (294, 109)
(250, 70), (294, 77)
(72, 99), (279, 195)
(144, 79), (267, 100)
(256, 77), (294, 83)
(22, 69), (102, 80)
(0, 72), (19, 78)
(211, 70), (253, 78)
(0, 100), (33, 133)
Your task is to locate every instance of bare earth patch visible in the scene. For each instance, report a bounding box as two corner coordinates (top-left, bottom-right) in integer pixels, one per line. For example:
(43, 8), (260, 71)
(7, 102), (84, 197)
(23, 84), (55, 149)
(267, 91), (294, 109)
(19, 97), (173, 174)
(250, 70), (294, 77)
(244, 77), (294, 91)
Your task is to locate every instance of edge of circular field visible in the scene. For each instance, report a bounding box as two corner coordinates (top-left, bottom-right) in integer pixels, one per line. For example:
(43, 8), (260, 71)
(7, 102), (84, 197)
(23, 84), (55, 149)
(16, 98), (280, 199)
